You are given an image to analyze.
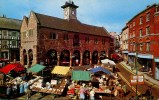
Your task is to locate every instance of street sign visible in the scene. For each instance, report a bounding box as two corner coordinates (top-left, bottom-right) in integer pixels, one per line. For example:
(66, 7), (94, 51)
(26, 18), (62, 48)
(130, 75), (144, 85)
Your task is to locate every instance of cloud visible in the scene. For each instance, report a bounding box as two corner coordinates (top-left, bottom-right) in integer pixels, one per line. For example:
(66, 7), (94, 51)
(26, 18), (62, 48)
(0, 0), (158, 32)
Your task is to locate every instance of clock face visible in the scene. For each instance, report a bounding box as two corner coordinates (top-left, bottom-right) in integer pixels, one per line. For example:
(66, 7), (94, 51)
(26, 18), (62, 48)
(65, 10), (68, 16)
(72, 11), (75, 15)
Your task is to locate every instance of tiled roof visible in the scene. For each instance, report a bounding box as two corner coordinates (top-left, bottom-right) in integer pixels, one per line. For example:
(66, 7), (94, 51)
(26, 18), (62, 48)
(0, 17), (22, 30)
(34, 12), (109, 36)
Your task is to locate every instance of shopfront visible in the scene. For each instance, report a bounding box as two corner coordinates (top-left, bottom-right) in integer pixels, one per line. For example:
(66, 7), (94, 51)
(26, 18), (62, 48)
(154, 58), (159, 80)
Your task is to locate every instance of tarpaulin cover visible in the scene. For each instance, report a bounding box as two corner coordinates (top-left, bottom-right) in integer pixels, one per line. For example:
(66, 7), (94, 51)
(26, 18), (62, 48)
(51, 66), (70, 75)
(101, 59), (116, 65)
(90, 66), (111, 75)
(0, 63), (25, 74)
(72, 71), (91, 81)
(13, 63), (25, 73)
(27, 64), (46, 73)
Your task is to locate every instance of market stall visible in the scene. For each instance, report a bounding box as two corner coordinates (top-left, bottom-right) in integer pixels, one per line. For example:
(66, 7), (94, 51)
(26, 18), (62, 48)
(71, 70), (91, 81)
(90, 66), (111, 75)
(27, 64), (46, 76)
(0, 63), (25, 75)
(30, 66), (70, 96)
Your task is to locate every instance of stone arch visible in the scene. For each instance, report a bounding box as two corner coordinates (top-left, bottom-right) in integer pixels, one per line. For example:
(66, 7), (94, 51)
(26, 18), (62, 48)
(28, 49), (33, 66)
(100, 51), (106, 60)
(23, 49), (27, 65)
(92, 51), (98, 64)
(72, 50), (80, 66)
(60, 50), (70, 66)
(83, 50), (90, 65)
(47, 49), (57, 66)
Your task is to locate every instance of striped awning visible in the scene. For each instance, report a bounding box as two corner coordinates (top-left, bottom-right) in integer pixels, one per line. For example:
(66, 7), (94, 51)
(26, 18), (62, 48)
(51, 66), (70, 75)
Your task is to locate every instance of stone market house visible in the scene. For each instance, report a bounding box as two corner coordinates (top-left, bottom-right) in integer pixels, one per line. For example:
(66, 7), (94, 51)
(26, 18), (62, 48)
(20, 1), (114, 67)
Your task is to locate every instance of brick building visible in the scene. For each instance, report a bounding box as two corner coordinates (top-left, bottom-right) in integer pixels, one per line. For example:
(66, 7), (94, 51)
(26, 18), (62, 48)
(0, 16), (21, 64)
(127, 4), (159, 79)
(20, 1), (114, 67)
(121, 25), (129, 63)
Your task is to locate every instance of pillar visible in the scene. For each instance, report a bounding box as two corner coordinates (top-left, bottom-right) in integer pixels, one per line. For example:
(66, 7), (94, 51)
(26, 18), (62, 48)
(98, 52), (100, 65)
(57, 53), (60, 66)
(70, 52), (72, 67)
(90, 52), (92, 65)
(80, 52), (83, 66)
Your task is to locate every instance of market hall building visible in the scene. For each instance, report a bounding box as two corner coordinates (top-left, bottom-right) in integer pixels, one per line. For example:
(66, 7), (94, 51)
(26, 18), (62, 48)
(20, 1), (114, 67)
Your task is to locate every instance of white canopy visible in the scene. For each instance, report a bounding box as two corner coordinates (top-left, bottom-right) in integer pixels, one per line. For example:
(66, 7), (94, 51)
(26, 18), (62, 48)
(101, 59), (116, 66)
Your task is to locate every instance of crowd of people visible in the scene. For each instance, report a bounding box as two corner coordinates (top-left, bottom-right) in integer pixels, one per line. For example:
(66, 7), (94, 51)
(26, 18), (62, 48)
(67, 69), (127, 100)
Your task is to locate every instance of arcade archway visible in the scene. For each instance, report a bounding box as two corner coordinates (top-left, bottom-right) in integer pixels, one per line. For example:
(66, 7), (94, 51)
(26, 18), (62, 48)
(60, 50), (70, 66)
(83, 50), (90, 65)
(92, 51), (98, 64)
(72, 50), (80, 66)
(47, 49), (57, 66)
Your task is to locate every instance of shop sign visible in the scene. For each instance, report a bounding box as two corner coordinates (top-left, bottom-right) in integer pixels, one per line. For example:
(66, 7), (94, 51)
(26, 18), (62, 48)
(130, 75), (144, 85)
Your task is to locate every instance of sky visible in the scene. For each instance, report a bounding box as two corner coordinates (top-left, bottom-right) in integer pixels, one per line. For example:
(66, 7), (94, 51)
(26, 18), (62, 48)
(0, 0), (159, 33)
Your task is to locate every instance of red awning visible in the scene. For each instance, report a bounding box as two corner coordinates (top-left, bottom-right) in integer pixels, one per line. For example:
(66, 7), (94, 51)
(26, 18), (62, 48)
(13, 63), (25, 73)
(0, 63), (25, 74)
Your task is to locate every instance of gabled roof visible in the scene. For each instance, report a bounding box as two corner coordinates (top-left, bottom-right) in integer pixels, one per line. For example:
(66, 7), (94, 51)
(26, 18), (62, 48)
(0, 17), (22, 30)
(32, 12), (109, 36)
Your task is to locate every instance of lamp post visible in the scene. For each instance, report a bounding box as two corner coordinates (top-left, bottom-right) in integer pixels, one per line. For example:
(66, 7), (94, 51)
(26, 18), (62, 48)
(135, 43), (138, 99)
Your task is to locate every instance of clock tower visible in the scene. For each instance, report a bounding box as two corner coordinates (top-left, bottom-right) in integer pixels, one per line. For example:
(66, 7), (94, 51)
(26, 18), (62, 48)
(61, 0), (78, 20)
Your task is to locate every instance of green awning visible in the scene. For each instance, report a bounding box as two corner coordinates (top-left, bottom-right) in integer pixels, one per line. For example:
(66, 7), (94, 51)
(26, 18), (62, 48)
(72, 71), (91, 81)
(27, 64), (46, 73)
